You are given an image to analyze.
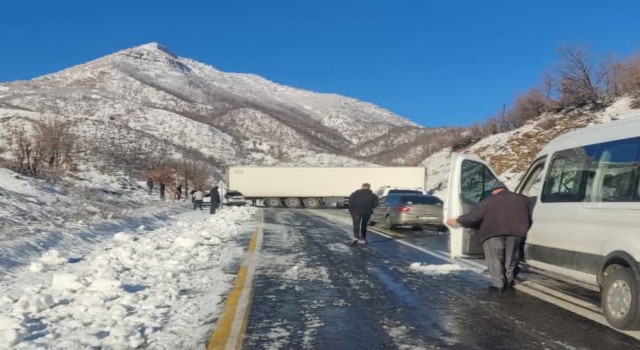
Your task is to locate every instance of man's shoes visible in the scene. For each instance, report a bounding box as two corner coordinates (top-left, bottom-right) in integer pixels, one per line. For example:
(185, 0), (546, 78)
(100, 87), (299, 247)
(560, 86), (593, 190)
(357, 239), (367, 244)
(351, 238), (359, 245)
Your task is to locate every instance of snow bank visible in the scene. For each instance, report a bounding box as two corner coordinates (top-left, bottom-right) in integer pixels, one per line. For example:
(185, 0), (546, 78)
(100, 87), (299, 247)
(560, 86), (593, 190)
(409, 262), (465, 275)
(0, 206), (256, 349)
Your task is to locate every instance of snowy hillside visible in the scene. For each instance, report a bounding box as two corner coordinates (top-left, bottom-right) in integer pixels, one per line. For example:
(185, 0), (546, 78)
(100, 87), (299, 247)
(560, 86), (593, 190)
(0, 43), (426, 171)
(422, 97), (640, 198)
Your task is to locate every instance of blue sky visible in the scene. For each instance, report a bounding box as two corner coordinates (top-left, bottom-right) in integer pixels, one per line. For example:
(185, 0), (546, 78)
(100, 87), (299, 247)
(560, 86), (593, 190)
(1, 1), (639, 127)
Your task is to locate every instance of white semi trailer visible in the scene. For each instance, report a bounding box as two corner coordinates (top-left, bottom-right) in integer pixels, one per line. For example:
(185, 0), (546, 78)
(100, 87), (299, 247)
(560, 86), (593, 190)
(225, 166), (427, 208)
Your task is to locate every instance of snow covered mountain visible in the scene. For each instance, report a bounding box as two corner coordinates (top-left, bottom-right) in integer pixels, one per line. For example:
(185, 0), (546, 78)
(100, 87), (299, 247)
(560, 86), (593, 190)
(0, 43), (435, 172)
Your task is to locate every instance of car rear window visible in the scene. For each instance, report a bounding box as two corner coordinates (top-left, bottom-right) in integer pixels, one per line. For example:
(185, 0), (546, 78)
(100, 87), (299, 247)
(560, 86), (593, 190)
(401, 196), (443, 205)
(226, 191), (243, 196)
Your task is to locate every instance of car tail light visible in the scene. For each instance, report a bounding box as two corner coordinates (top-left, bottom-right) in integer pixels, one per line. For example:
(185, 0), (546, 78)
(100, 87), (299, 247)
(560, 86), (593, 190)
(396, 206), (411, 213)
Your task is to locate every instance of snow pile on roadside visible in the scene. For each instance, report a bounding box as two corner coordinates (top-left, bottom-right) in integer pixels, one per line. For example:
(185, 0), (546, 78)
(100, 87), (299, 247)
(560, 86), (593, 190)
(409, 262), (465, 275)
(0, 206), (255, 349)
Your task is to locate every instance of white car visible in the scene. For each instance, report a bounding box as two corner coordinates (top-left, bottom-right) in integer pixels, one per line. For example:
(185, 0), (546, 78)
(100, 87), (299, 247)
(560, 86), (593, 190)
(224, 190), (246, 206)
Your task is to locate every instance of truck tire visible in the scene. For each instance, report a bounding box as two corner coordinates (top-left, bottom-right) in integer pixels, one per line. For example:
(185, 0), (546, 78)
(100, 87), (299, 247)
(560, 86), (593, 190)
(303, 198), (321, 209)
(284, 197), (302, 208)
(265, 197), (282, 208)
(602, 266), (640, 330)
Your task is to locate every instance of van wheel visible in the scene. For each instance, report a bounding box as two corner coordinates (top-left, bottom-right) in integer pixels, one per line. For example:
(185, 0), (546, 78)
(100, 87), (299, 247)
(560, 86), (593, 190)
(602, 267), (640, 330)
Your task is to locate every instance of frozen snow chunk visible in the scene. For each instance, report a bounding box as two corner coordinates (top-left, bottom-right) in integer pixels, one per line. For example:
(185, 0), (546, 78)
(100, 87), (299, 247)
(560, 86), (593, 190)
(175, 236), (199, 249)
(0, 295), (16, 305)
(52, 273), (85, 291)
(40, 249), (67, 265)
(113, 232), (134, 243)
(29, 261), (45, 273)
(409, 263), (465, 275)
(88, 277), (122, 293)
(13, 294), (54, 314)
(0, 317), (24, 347)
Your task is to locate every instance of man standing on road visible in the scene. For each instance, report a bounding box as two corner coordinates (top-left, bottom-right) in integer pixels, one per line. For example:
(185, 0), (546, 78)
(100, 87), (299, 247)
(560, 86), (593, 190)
(447, 182), (531, 291)
(209, 186), (221, 214)
(193, 189), (204, 211)
(348, 183), (379, 245)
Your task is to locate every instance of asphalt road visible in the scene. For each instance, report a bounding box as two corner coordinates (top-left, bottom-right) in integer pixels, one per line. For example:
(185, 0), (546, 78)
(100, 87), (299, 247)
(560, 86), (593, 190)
(242, 209), (640, 349)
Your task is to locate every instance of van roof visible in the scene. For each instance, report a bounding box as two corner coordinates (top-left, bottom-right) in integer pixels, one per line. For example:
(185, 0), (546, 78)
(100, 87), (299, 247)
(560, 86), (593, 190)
(538, 112), (640, 156)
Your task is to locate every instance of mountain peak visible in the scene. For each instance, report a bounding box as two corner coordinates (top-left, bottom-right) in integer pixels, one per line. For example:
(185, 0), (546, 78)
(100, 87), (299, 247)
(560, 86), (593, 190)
(121, 42), (177, 58)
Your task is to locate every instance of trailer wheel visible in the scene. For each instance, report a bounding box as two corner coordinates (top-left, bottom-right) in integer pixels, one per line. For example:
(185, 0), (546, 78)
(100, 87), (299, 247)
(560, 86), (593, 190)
(284, 197), (302, 208)
(265, 197), (282, 208)
(303, 198), (321, 209)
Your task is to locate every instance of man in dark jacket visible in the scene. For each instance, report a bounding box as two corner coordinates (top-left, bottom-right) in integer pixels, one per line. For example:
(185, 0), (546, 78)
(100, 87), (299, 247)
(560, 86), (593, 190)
(210, 186), (221, 214)
(348, 183), (379, 245)
(447, 182), (531, 291)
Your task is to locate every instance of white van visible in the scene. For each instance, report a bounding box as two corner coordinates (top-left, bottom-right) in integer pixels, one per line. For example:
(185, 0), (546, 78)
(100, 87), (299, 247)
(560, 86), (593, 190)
(444, 114), (640, 330)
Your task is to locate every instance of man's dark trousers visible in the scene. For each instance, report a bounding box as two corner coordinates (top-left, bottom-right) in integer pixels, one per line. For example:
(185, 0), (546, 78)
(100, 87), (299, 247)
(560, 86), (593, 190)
(352, 214), (370, 240)
(483, 235), (524, 288)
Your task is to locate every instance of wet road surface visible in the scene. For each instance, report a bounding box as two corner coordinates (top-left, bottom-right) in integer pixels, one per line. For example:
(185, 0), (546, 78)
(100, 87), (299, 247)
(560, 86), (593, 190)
(242, 209), (640, 349)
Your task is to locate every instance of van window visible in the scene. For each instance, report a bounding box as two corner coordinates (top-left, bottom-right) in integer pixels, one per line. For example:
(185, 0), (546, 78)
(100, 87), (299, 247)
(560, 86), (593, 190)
(460, 160), (501, 205)
(520, 157), (546, 198)
(593, 138), (640, 202)
(541, 146), (598, 203)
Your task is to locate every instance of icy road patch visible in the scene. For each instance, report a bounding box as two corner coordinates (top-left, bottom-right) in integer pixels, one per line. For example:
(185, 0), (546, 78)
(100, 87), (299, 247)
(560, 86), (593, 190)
(409, 263), (465, 275)
(0, 206), (255, 349)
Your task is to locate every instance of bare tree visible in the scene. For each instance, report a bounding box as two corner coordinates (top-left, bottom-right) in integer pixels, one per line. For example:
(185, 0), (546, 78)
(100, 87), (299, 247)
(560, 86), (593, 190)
(5, 124), (45, 176)
(557, 45), (605, 106)
(36, 117), (76, 172)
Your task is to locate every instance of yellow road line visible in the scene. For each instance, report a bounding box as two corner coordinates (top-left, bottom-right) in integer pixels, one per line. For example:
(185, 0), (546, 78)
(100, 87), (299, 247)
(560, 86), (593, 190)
(208, 210), (263, 350)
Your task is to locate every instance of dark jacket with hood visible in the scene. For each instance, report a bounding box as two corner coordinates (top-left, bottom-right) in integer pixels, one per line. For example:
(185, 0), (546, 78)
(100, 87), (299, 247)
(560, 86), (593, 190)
(456, 189), (532, 242)
(348, 189), (379, 216)
(211, 186), (221, 205)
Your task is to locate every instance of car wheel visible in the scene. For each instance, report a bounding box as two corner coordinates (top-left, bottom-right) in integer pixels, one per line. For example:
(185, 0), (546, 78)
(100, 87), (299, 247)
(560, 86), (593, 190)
(384, 215), (394, 229)
(602, 266), (640, 330)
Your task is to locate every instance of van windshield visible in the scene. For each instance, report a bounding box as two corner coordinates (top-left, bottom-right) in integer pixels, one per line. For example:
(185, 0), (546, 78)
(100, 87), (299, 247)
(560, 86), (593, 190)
(226, 191), (243, 197)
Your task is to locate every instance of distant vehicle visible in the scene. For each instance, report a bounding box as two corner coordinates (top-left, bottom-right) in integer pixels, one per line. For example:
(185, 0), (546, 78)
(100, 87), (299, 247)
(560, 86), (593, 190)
(445, 113), (640, 330)
(370, 194), (444, 229)
(224, 190), (246, 206)
(375, 186), (424, 199)
(225, 166), (427, 209)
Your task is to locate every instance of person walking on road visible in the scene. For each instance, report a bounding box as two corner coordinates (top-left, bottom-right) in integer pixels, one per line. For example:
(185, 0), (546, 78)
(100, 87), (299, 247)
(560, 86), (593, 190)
(176, 184), (182, 200)
(447, 182), (532, 291)
(147, 178), (153, 194)
(193, 189), (204, 210)
(209, 186), (221, 214)
(348, 183), (379, 245)
(159, 182), (166, 200)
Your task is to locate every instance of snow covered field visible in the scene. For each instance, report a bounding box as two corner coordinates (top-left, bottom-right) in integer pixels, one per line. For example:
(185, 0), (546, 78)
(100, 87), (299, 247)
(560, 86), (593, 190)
(0, 206), (256, 349)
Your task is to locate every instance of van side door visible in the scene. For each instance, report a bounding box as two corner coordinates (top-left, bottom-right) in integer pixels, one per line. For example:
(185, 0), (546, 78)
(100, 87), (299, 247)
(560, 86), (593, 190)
(445, 153), (502, 258)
